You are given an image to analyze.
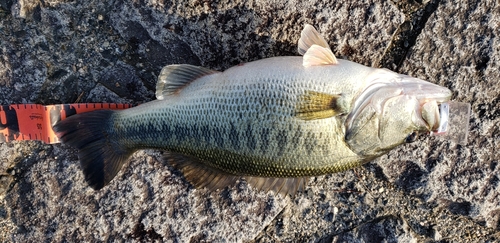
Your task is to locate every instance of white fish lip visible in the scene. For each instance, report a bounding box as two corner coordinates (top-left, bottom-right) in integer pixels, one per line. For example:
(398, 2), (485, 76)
(397, 74), (452, 104)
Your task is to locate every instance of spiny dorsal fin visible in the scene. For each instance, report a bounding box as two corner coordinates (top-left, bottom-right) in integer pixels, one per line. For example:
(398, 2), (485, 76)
(244, 177), (308, 196)
(296, 91), (343, 120)
(156, 64), (219, 100)
(298, 24), (338, 67)
(165, 152), (240, 190)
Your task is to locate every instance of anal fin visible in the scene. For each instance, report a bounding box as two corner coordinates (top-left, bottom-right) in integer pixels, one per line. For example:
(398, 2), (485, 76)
(297, 91), (343, 120)
(156, 64), (220, 100)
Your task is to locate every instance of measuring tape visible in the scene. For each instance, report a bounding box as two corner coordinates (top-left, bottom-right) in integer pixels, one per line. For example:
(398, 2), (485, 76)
(0, 103), (133, 144)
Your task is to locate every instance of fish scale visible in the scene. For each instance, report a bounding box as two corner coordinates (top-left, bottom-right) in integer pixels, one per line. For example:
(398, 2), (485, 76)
(53, 25), (451, 193)
(111, 57), (364, 178)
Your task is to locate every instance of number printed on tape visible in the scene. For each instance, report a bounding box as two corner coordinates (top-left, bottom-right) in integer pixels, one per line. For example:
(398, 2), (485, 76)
(0, 103), (132, 144)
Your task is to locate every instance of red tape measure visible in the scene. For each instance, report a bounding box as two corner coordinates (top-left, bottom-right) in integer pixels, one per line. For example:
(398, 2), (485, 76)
(0, 103), (132, 144)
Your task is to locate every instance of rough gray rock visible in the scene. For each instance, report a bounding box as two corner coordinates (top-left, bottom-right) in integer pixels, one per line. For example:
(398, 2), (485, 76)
(395, 0), (500, 232)
(1, 0), (499, 242)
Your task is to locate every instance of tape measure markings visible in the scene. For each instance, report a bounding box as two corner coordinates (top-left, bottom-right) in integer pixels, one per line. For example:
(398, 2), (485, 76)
(0, 103), (133, 144)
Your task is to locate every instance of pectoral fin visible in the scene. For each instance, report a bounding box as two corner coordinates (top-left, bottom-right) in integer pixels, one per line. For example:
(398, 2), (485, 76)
(296, 91), (343, 120)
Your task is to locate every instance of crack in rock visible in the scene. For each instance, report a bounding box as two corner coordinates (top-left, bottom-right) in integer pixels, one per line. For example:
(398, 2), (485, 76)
(378, 0), (441, 71)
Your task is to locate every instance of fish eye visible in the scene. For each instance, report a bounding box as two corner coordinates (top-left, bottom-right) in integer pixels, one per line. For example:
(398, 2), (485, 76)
(405, 132), (418, 143)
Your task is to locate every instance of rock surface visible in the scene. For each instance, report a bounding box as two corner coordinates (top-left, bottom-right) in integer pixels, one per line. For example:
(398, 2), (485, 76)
(1, 0), (499, 242)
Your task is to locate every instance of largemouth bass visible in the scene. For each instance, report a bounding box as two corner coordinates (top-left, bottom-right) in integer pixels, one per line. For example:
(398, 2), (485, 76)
(53, 25), (451, 194)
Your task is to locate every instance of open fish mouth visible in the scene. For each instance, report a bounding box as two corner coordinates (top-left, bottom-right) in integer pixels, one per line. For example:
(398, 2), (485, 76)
(409, 76), (452, 132)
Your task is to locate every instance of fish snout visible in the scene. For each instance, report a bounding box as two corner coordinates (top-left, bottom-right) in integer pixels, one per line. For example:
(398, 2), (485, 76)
(399, 75), (452, 104)
(404, 79), (452, 131)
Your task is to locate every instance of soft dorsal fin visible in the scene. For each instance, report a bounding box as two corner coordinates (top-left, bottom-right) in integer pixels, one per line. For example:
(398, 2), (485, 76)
(165, 152), (308, 196)
(298, 24), (338, 66)
(165, 152), (240, 190)
(296, 91), (344, 120)
(156, 64), (219, 100)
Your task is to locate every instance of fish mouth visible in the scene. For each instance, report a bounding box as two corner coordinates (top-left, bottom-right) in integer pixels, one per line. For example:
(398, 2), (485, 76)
(346, 70), (452, 136)
(410, 77), (452, 131)
(417, 101), (445, 132)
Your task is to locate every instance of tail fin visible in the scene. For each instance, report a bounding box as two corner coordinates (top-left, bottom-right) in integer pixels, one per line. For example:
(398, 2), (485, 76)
(52, 110), (133, 190)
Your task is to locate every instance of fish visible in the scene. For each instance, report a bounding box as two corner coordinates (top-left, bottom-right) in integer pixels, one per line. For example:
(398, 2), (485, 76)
(53, 24), (452, 195)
